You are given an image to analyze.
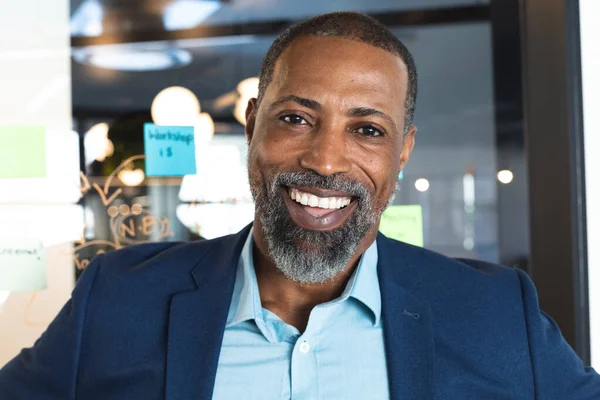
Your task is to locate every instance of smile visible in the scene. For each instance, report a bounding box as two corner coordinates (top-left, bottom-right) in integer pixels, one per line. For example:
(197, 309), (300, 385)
(289, 188), (351, 210)
(281, 186), (358, 231)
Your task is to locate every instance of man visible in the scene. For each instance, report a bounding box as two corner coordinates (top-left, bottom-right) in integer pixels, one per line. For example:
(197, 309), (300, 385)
(1, 11), (599, 400)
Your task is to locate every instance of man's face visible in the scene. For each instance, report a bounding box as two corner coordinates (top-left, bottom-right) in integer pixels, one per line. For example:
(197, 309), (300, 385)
(246, 36), (415, 284)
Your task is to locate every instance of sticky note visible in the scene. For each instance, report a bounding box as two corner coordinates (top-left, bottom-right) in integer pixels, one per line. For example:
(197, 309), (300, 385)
(0, 126), (46, 179)
(379, 205), (424, 247)
(0, 239), (46, 291)
(144, 123), (196, 177)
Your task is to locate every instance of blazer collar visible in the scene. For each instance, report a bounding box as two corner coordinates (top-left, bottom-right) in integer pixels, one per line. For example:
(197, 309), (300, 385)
(165, 224), (251, 400)
(377, 233), (434, 400)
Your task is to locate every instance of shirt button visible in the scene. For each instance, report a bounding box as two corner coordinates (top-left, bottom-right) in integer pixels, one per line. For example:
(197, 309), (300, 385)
(299, 341), (310, 353)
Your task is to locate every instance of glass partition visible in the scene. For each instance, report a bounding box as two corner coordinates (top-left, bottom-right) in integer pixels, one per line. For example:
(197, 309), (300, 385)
(2, 0), (530, 366)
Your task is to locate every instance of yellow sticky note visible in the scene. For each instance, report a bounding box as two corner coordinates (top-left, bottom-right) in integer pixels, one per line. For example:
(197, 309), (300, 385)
(0, 125), (47, 179)
(379, 205), (424, 247)
(0, 239), (46, 291)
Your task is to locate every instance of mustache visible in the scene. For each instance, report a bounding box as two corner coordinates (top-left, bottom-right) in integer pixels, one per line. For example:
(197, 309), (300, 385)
(269, 170), (371, 200)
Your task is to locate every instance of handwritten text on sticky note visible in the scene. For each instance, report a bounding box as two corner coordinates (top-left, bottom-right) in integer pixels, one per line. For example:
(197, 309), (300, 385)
(379, 205), (424, 247)
(0, 125), (46, 179)
(0, 239), (46, 291)
(144, 123), (196, 177)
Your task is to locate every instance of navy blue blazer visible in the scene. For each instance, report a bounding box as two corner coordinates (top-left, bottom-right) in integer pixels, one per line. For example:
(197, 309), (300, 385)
(1, 225), (599, 399)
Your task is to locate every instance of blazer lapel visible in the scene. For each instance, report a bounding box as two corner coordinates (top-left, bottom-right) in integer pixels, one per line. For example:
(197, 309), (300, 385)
(165, 225), (251, 400)
(378, 234), (434, 400)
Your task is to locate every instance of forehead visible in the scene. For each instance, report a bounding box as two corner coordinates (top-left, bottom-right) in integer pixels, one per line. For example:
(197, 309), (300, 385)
(267, 36), (409, 112)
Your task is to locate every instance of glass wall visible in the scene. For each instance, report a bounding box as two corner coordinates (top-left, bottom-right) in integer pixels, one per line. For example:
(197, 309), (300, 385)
(2, 0), (532, 365)
(73, 1), (524, 265)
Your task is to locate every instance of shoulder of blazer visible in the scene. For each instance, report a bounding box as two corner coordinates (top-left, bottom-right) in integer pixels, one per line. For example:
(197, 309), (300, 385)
(89, 228), (248, 291)
(376, 233), (520, 298)
(99, 233), (233, 271)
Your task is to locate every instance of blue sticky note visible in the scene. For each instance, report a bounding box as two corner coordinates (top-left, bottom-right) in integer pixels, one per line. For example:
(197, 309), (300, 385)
(144, 124), (197, 177)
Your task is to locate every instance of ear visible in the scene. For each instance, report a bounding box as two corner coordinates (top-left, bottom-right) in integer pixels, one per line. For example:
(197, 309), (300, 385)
(245, 98), (258, 145)
(398, 125), (417, 172)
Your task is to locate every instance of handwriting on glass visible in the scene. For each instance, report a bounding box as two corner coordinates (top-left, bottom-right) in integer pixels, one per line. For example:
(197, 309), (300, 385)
(0, 247), (41, 257)
(73, 155), (175, 271)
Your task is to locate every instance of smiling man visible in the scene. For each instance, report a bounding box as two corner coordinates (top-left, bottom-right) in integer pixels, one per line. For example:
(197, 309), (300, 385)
(1, 11), (600, 400)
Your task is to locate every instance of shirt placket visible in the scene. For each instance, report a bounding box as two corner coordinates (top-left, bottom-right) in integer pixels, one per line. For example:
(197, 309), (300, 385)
(290, 334), (318, 399)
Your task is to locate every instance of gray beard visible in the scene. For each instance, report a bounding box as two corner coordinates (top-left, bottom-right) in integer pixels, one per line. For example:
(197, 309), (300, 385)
(251, 170), (396, 284)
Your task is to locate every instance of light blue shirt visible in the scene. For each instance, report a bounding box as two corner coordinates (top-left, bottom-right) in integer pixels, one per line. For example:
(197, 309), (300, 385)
(212, 229), (389, 399)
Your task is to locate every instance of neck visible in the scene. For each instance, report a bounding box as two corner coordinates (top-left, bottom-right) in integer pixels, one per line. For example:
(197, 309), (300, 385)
(251, 220), (377, 331)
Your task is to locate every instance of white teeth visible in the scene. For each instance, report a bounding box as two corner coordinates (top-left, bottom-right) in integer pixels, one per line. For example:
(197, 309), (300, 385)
(288, 188), (351, 210)
(300, 193), (309, 205)
(318, 197), (329, 209)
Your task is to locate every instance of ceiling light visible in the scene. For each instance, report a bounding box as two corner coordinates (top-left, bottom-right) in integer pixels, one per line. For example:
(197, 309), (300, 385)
(195, 112), (215, 144)
(497, 170), (514, 184)
(84, 123), (114, 164)
(73, 48), (192, 71)
(463, 173), (475, 208)
(237, 77), (260, 97)
(415, 178), (430, 192)
(163, 0), (221, 31)
(70, 0), (103, 37)
(234, 77), (259, 126)
(234, 98), (249, 126)
(118, 169), (145, 187)
(151, 86), (200, 126)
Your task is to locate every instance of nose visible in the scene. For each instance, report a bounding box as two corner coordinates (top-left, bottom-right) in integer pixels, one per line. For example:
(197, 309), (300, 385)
(299, 126), (352, 176)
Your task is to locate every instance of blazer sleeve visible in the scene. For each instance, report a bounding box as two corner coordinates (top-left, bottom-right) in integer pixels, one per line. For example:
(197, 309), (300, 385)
(515, 268), (600, 399)
(0, 254), (103, 400)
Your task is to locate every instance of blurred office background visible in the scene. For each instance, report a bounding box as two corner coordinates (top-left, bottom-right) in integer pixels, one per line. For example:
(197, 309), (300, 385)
(0, 0), (598, 369)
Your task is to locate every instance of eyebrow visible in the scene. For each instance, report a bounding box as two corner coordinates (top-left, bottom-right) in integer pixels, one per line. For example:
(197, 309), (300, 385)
(348, 107), (399, 134)
(270, 95), (399, 133)
(269, 95), (321, 110)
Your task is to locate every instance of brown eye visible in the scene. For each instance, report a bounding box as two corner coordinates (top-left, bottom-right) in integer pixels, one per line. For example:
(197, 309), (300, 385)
(281, 115), (308, 125)
(355, 125), (384, 137)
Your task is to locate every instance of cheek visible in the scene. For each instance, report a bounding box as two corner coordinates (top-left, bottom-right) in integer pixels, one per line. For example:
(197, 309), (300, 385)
(253, 120), (282, 155)
(247, 146), (264, 189)
(358, 148), (399, 200)
(256, 126), (305, 172)
(247, 140), (283, 195)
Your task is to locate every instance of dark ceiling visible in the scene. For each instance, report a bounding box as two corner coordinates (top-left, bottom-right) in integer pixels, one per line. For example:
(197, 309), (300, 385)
(70, 0), (488, 25)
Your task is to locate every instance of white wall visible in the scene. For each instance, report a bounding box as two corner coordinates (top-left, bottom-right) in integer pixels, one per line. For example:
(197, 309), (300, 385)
(580, 0), (600, 368)
(0, 0), (76, 366)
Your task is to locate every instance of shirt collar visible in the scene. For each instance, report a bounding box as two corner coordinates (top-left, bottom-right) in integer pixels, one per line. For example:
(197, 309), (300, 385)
(226, 228), (261, 327)
(347, 240), (382, 326)
(226, 228), (382, 328)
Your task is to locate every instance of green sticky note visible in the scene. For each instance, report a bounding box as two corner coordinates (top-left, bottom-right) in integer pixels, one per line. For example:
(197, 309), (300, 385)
(379, 205), (424, 247)
(0, 125), (46, 179)
(0, 239), (46, 291)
